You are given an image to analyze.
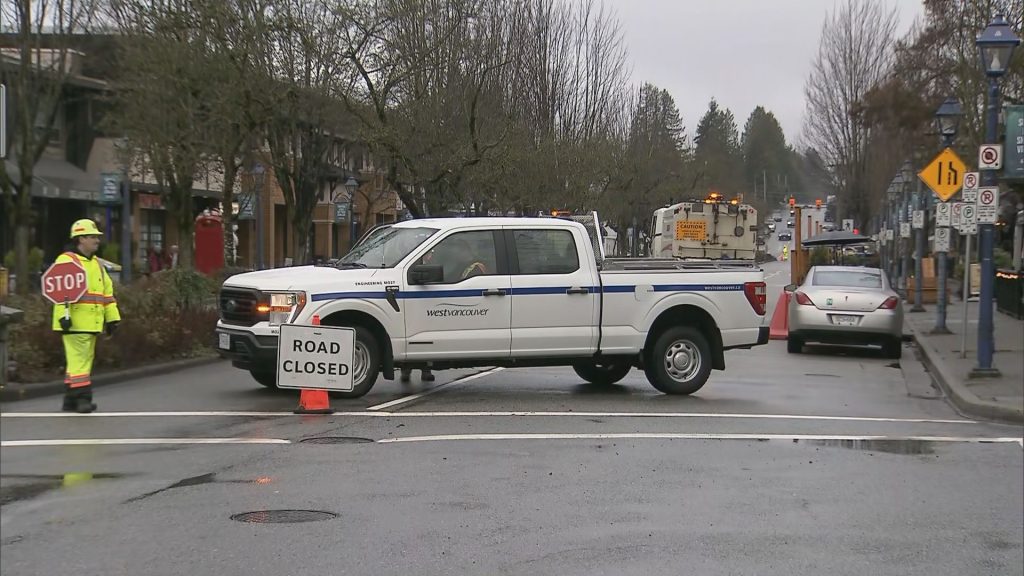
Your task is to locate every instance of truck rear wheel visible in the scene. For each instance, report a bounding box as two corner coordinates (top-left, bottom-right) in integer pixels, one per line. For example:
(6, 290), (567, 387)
(644, 326), (712, 395)
(572, 361), (632, 386)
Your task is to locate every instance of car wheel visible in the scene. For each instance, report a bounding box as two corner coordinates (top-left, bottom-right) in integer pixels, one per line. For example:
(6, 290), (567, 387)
(573, 361), (632, 386)
(250, 369), (278, 389)
(883, 336), (902, 359)
(787, 336), (803, 354)
(329, 325), (381, 399)
(644, 326), (712, 395)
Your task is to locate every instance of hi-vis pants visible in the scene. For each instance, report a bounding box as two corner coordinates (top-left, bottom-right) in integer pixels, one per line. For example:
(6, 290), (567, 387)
(63, 334), (98, 389)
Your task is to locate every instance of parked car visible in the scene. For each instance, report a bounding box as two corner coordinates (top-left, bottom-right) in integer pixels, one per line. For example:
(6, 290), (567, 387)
(777, 231), (792, 241)
(785, 266), (902, 358)
(786, 219), (794, 228)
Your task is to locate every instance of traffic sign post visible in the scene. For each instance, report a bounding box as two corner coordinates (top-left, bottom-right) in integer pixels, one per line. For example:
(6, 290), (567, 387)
(932, 227), (952, 334)
(900, 222), (911, 238)
(842, 219), (854, 232)
(962, 171), (979, 193)
(919, 148), (966, 202)
(978, 144), (1003, 170)
(935, 202), (951, 226)
(975, 187), (999, 223)
(41, 259), (88, 329)
(912, 210), (924, 229)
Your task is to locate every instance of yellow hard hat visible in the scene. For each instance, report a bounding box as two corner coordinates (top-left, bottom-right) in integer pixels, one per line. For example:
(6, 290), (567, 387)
(70, 219), (102, 238)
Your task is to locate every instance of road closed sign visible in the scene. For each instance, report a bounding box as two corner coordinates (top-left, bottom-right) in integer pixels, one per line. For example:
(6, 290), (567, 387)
(277, 323), (355, 391)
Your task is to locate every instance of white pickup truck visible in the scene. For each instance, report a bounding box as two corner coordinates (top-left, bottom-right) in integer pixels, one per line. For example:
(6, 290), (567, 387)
(215, 217), (768, 397)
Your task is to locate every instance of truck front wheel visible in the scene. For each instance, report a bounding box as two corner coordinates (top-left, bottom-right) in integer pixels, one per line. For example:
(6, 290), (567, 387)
(644, 326), (712, 395)
(572, 361), (632, 386)
(330, 325), (381, 399)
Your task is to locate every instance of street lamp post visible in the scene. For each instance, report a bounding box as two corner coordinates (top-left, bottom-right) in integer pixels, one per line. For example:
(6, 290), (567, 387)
(973, 14), (1019, 376)
(252, 163), (265, 270)
(931, 97), (962, 334)
(345, 176), (359, 250)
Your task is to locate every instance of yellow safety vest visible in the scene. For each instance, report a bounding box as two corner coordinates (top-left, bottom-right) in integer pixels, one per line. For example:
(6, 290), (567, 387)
(51, 251), (122, 333)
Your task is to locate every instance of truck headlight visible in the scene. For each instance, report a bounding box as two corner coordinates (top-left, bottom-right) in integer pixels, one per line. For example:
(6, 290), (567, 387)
(256, 291), (306, 325)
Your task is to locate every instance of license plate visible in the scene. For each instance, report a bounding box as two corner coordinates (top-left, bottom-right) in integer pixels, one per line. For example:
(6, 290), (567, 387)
(832, 315), (859, 326)
(218, 333), (231, 350)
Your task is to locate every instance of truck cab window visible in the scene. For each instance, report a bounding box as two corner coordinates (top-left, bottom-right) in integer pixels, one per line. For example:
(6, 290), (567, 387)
(514, 229), (579, 274)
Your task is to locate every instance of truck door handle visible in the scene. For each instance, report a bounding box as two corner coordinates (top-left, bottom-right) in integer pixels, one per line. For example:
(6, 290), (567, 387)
(566, 287), (590, 295)
(482, 289), (506, 296)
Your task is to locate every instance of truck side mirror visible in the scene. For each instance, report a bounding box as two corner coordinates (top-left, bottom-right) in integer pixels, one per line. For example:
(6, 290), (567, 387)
(409, 264), (444, 285)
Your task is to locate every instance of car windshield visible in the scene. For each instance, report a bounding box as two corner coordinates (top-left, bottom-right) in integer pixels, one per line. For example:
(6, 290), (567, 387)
(335, 226), (438, 268)
(812, 270), (882, 289)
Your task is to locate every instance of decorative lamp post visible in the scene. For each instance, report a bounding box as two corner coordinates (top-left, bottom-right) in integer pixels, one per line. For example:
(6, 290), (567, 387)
(901, 163), (914, 298)
(931, 98), (962, 333)
(973, 14), (1019, 376)
(345, 176), (359, 249)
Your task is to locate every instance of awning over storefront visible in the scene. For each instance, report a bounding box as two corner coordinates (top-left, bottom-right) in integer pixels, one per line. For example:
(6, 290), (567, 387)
(3, 156), (102, 202)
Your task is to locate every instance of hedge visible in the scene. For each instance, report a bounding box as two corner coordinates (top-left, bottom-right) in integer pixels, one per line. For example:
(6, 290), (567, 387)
(6, 268), (229, 383)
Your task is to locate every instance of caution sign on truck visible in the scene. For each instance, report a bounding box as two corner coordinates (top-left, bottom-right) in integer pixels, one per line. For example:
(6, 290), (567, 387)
(675, 220), (707, 241)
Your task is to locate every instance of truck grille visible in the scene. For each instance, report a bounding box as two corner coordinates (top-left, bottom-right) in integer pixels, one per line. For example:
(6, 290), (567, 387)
(219, 288), (260, 326)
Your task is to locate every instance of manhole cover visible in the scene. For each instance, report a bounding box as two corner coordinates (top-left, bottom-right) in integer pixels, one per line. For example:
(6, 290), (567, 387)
(299, 437), (374, 444)
(230, 510), (337, 523)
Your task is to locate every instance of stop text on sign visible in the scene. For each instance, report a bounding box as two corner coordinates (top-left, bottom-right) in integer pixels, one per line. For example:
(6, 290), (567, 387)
(44, 272), (86, 293)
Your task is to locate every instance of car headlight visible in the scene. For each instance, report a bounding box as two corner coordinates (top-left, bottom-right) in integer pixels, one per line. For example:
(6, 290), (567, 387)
(256, 291), (306, 325)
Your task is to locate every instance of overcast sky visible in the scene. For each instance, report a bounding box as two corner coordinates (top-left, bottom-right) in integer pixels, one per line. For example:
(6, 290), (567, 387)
(603, 0), (926, 147)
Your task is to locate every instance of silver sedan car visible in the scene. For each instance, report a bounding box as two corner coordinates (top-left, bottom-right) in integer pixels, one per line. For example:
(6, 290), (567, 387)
(786, 266), (903, 358)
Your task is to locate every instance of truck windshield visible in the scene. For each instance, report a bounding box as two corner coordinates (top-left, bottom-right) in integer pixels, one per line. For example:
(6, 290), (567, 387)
(335, 226), (439, 268)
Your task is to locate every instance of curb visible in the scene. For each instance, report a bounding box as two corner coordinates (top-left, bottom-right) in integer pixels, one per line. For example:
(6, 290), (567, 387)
(907, 325), (1024, 425)
(0, 356), (225, 403)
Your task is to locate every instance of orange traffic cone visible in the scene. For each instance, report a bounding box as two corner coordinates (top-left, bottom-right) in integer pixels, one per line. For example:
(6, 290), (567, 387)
(294, 315), (335, 415)
(768, 292), (790, 340)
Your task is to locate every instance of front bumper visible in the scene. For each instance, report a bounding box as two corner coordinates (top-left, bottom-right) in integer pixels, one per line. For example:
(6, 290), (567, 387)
(216, 327), (279, 372)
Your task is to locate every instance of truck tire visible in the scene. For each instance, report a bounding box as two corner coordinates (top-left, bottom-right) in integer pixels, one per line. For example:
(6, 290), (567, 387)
(572, 361), (632, 386)
(329, 325), (381, 399)
(644, 326), (712, 395)
(250, 369), (278, 389)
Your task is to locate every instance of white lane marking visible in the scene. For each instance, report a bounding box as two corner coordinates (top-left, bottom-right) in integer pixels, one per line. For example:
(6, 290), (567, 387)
(0, 409), (978, 425)
(365, 367), (505, 411)
(377, 433), (1024, 445)
(0, 438), (291, 447)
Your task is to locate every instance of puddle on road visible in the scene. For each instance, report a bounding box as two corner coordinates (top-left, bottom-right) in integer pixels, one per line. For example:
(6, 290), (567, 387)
(802, 439), (935, 455)
(0, 473), (131, 507)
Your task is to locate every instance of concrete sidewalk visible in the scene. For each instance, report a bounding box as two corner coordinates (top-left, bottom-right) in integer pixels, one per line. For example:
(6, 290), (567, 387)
(904, 298), (1024, 424)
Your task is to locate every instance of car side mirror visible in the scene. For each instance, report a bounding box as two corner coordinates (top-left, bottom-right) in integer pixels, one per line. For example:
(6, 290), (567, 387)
(408, 264), (444, 285)
(783, 284), (797, 293)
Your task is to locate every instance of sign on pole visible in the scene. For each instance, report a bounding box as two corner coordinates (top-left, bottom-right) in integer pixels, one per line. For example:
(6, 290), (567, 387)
(960, 204), (977, 235)
(935, 202), (951, 226)
(900, 222), (911, 239)
(41, 260), (88, 305)
(934, 227), (951, 253)
(334, 201), (349, 223)
(1, 84), (6, 159)
(919, 147), (967, 201)
(912, 210), (925, 229)
(276, 324), (355, 392)
(237, 193), (255, 220)
(976, 187), (999, 224)
(978, 144), (1003, 170)
(962, 171), (980, 193)
(1006, 105), (1024, 180)
(951, 203), (962, 228)
(842, 219), (854, 232)
(99, 173), (121, 204)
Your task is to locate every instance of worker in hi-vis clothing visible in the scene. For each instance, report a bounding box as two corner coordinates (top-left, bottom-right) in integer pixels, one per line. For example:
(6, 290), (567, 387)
(52, 219), (121, 413)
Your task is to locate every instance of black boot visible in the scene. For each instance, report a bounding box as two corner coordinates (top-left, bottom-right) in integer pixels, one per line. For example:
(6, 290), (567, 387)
(62, 392), (76, 412)
(400, 368), (412, 383)
(421, 369), (435, 382)
(74, 388), (97, 414)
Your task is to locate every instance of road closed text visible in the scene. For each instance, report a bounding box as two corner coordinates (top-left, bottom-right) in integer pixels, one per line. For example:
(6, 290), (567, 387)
(281, 359), (349, 376)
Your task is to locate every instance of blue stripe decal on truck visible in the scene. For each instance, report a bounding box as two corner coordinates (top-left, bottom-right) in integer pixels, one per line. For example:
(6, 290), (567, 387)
(310, 284), (745, 302)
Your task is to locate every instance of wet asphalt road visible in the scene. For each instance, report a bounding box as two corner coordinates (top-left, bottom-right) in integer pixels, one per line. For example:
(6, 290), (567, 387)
(1, 259), (1022, 576)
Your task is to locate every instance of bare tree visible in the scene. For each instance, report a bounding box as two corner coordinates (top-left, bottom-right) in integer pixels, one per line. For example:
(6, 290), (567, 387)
(802, 0), (898, 228)
(0, 0), (101, 294)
